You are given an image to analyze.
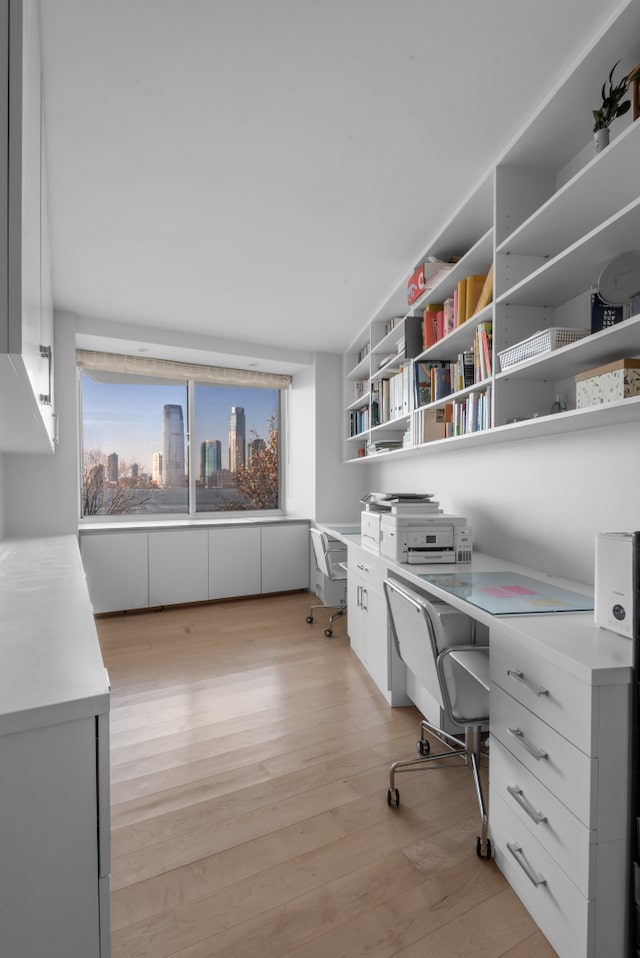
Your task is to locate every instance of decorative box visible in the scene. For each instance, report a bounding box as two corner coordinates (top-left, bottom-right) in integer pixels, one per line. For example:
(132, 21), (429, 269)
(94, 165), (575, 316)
(575, 358), (640, 408)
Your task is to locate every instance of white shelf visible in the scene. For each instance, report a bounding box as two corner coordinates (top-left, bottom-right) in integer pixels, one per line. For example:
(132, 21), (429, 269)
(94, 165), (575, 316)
(343, 3), (640, 468)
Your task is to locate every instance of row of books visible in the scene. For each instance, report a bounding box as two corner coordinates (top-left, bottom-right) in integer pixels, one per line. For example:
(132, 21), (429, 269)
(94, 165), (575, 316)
(422, 265), (493, 350)
(413, 323), (492, 407)
(412, 387), (492, 443)
(371, 364), (411, 424)
(451, 387), (492, 435)
(348, 406), (369, 437)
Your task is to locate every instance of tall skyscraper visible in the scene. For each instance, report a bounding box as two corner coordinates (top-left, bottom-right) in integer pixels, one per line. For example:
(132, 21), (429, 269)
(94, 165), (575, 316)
(200, 439), (222, 486)
(152, 452), (163, 485)
(247, 437), (265, 466)
(107, 452), (118, 482)
(162, 404), (185, 486)
(228, 406), (246, 472)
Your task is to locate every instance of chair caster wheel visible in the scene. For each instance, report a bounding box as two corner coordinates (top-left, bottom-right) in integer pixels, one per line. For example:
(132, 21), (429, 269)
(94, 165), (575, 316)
(324, 628), (333, 637)
(386, 787), (400, 807)
(417, 738), (430, 756)
(306, 616), (313, 624)
(476, 836), (492, 860)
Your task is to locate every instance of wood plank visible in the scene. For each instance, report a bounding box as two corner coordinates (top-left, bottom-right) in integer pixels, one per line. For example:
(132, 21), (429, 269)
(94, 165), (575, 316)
(96, 592), (558, 958)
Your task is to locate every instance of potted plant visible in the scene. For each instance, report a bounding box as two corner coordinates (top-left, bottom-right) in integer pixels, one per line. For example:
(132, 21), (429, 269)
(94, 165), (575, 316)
(592, 60), (632, 152)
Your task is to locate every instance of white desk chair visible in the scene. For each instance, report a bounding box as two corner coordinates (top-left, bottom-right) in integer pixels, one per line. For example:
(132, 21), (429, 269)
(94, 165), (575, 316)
(306, 528), (347, 637)
(383, 576), (491, 860)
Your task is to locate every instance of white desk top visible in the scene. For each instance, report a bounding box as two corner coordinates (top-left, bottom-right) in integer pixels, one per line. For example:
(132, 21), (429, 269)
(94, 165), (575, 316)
(0, 535), (110, 735)
(318, 523), (633, 687)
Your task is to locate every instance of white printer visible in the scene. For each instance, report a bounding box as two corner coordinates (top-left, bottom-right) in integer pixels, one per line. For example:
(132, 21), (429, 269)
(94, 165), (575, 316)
(360, 493), (472, 564)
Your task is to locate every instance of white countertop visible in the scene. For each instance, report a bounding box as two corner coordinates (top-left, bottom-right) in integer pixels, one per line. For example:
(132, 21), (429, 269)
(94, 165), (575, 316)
(0, 535), (110, 735)
(319, 522), (633, 687)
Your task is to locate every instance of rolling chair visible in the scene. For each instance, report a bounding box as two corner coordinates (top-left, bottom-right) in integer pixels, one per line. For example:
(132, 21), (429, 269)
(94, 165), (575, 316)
(383, 576), (492, 859)
(306, 528), (347, 637)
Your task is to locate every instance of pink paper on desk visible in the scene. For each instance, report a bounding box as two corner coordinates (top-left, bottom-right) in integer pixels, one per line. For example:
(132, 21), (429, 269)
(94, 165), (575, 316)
(482, 585), (538, 597)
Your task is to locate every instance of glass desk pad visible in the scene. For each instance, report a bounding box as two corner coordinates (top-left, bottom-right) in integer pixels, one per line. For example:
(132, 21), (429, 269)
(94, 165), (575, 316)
(417, 571), (594, 615)
(329, 526), (361, 536)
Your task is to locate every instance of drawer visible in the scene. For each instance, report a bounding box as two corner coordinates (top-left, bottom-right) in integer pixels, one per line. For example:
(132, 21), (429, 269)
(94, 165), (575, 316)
(491, 684), (595, 827)
(491, 735), (596, 897)
(491, 625), (594, 754)
(348, 545), (388, 594)
(490, 786), (593, 958)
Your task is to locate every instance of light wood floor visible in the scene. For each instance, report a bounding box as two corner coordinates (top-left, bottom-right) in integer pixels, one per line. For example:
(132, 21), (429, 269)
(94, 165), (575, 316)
(97, 590), (558, 958)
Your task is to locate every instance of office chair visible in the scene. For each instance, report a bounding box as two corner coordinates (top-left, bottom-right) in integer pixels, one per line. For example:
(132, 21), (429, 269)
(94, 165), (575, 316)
(383, 577), (492, 859)
(306, 528), (347, 637)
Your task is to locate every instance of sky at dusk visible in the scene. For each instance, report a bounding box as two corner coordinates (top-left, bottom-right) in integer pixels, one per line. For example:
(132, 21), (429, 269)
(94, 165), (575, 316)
(81, 374), (278, 472)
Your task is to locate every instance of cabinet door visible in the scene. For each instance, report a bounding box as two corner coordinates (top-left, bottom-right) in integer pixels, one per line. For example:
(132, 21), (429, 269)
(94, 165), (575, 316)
(209, 526), (261, 599)
(363, 584), (389, 694)
(80, 531), (149, 613)
(347, 572), (366, 664)
(0, 717), (102, 957)
(261, 524), (309, 593)
(148, 529), (209, 606)
(0, 0), (54, 453)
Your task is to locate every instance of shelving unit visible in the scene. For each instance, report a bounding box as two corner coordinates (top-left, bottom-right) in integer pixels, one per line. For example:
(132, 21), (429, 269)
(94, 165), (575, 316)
(343, 0), (640, 465)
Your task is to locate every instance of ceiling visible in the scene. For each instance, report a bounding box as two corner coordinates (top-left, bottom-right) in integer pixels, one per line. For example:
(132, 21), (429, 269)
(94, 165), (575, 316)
(39, 0), (625, 370)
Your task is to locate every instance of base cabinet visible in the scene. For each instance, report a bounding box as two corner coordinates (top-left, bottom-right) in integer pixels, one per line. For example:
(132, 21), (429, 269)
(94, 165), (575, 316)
(347, 543), (408, 705)
(80, 521), (309, 613)
(80, 531), (149, 614)
(489, 621), (630, 958)
(148, 529), (209, 607)
(209, 525), (261, 599)
(0, 536), (110, 957)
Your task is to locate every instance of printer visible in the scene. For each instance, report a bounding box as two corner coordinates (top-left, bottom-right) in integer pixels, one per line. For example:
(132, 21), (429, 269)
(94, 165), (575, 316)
(360, 493), (472, 564)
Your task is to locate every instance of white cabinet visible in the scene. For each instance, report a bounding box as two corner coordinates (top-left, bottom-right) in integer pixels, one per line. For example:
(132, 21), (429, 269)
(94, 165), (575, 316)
(0, 0), (55, 453)
(343, 2), (640, 463)
(261, 523), (309, 593)
(80, 521), (310, 613)
(0, 536), (111, 957)
(209, 525), (261, 599)
(347, 542), (408, 705)
(488, 620), (630, 958)
(148, 528), (209, 607)
(80, 530), (149, 614)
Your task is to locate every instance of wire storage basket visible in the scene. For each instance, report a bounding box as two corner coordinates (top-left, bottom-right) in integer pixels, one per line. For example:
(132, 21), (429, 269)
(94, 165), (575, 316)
(498, 327), (590, 371)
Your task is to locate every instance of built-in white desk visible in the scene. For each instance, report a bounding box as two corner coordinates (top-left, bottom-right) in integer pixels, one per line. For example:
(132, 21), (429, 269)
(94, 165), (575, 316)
(318, 523), (633, 958)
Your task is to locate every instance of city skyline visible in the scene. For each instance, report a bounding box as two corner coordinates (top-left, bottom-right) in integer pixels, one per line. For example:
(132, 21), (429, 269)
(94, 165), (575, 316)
(81, 375), (278, 473)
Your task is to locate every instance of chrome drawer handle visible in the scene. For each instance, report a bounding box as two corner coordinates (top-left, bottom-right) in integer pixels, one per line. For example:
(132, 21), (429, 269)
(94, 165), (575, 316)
(507, 784), (548, 824)
(507, 668), (549, 697)
(507, 841), (547, 887)
(507, 727), (548, 761)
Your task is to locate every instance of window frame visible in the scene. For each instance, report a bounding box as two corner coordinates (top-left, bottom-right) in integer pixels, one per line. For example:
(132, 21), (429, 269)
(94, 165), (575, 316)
(77, 365), (286, 524)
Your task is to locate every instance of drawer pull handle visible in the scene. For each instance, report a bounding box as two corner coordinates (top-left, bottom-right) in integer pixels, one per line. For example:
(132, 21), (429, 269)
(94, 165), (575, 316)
(507, 668), (549, 697)
(356, 563), (369, 572)
(507, 841), (547, 887)
(507, 784), (548, 824)
(507, 727), (548, 761)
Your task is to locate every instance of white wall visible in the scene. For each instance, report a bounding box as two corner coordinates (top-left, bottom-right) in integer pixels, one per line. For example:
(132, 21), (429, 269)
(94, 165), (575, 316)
(368, 420), (640, 585)
(4, 312), (79, 538)
(0, 454), (5, 540)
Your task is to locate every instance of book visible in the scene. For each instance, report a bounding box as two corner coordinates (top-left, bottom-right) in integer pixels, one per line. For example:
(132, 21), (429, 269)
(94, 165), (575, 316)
(465, 274), (487, 320)
(475, 264), (494, 312)
(436, 309), (445, 341)
(443, 297), (456, 334)
(422, 303), (442, 349)
(414, 361), (435, 407)
(462, 350), (475, 388)
(432, 363), (452, 401)
(456, 278), (467, 325)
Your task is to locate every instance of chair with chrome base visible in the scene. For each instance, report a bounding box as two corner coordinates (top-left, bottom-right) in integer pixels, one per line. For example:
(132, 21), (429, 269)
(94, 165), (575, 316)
(306, 528), (347, 637)
(383, 576), (492, 860)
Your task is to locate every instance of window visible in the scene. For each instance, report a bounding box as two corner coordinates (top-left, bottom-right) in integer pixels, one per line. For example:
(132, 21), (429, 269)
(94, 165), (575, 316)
(78, 352), (289, 519)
